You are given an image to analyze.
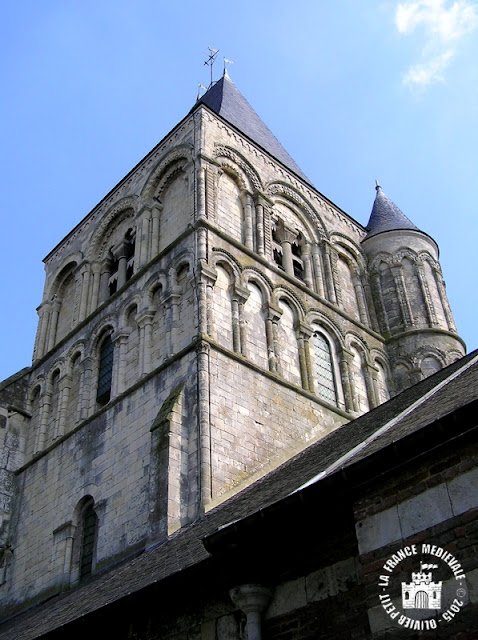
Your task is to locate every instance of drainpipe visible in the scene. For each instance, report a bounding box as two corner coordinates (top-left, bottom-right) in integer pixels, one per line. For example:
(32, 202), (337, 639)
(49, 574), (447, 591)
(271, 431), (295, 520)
(229, 584), (272, 640)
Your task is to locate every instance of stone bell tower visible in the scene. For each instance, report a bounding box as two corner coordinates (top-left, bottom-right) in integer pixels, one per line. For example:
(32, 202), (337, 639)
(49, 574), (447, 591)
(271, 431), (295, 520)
(0, 72), (465, 619)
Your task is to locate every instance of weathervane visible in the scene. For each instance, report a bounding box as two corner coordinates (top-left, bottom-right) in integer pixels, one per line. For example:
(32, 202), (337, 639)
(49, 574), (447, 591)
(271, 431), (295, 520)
(204, 46), (219, 88)
(224, 57), (234, 72)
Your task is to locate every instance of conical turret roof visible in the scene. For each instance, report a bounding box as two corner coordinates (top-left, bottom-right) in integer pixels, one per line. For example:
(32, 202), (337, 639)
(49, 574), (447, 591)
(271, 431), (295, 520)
(193, 70), (310, 183)
(364, 183), (420, 240)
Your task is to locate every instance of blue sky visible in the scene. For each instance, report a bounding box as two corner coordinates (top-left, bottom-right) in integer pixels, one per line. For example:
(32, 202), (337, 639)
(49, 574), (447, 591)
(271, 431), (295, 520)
(1, 0), (477, 381)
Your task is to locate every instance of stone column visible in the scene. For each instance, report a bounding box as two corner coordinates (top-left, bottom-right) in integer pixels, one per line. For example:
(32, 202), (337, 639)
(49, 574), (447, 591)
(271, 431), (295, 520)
(112, 330), (130, 396)
(339, 351), (355, 414)
(370, 364), (384, 406)
(265, 304), (282, 374)
(79, 356), (94, 421)
(139, 211), (151, 267)
(151, 204), (161, 258)
(352, 270), (370, 326)
(88, 261), (102, 315)
(243, 192), (254, 251)
(36, 388), (52, 453)
(99, 256), (113, 303)
(371, 272), (390, 335)
(35, 302), (50, 360)
(47, 298), (61, 352)
(55, 374), (71, 438)
(230, 584), (272, 640)
(52, 522), (76, 591)
(434, 266), (457, 333)
(302, 242), (313, 289)
(231, 285), (249, 356)
(164, 283), (181, 358)
(254, 194), (265, 256)
(323, 242), (337, 304)
(197, 341), (211, 511)
(196, 163), (207, 220)
(78, 265), (91, 323)
(297, 323), (313, 391)
(137, 311), (155, 376)
(364, 363), (378, 409)
(312, 244), (325, 298)
(197, 263), (217, 336)
(113, 239), (131, 290)
(417, 264), (438, 327)
(362, 273), (380, 332)
(391, 263), (413, 327)
(279, 225), (297, 277)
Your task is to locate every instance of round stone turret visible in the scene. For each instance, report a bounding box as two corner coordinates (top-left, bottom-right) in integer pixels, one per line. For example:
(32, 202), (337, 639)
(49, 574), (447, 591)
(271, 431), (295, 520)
(362, 184), (465, 393)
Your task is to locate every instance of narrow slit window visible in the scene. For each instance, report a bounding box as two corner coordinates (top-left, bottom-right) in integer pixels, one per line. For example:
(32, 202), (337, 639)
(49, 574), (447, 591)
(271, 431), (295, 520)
(79, 499), (98, 581)
(97, 335), (113, 406)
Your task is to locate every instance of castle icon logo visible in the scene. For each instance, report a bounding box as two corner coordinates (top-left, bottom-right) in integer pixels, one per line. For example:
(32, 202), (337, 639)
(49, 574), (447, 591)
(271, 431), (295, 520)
(401, 563), (442, 609)
(378, 543), (467, 631)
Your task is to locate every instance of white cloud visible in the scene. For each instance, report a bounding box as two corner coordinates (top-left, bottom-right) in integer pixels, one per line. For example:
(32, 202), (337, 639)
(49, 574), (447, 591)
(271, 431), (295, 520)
(395, 0), (478, 88)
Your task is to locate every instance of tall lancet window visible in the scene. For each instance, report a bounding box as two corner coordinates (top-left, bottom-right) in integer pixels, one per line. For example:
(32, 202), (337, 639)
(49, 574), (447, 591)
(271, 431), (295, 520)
(312, 332), (337, 405)
(79, 498), (98, 581)
(97, 335), (114, 406)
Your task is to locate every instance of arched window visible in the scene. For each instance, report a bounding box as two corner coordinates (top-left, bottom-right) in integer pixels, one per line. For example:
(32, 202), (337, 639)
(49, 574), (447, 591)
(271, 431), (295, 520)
(97, 335), (114, 406)
(78, 497), (98, 581)
(312, 332), (337, 405)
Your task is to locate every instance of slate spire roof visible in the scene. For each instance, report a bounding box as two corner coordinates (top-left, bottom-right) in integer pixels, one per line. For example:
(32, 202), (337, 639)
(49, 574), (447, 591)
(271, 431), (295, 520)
(364, 182), (420, 240)
(193, 69), (310, 183)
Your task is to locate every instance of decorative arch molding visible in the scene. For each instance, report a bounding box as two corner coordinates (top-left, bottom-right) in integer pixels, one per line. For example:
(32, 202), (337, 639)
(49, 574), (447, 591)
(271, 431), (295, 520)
(47, 255), (83, 299)
(242, 268), (273, 302)
(218, 163), (249, 192)
(144, 272), (168, 307)
(369, 251), (395, 274)
(213, 144), (263, 192)
(169, 250), (195, 280)
(272, 286), (306, 323)
(88, 196), (138, 261)
(370, 347), (391, 368)
(395, 247), (420, 264)
(28, 378), (44, 407)
(345, 333), (372, 364)
(65, 341), (87, 373)
(417, 251), (441, 271)
(211, 248), (243, 281)
(415, 345), (447, 368)
(330, 233), (367, 270)
(446, 348), (465, 364)
(306, 310), (345, 345)
(46, 359), (66, 384)
(141, 145), (193, 203)
(266, 181), (328, 240)
(89, 317), (118, 356)
(119, 295), (142, 327)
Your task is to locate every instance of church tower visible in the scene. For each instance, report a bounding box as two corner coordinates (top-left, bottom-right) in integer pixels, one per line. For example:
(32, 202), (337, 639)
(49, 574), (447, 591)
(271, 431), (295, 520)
(0, 72), (465, 617)
(362, 183), (464, 392)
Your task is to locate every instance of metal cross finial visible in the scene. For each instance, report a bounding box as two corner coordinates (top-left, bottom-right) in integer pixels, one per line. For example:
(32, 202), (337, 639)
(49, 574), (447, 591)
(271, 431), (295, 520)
(204, 47), (219, 88)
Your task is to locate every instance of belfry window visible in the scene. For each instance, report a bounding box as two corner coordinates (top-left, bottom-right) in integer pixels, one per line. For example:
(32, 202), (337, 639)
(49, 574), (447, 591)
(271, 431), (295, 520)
(271, 218), (304, 281)
(312, 332), (337, 405)
(108, 228), (136, 296)
(272, 224), (284, 270)
(96, 335), (113, 406)
(291, 238), (305, 281)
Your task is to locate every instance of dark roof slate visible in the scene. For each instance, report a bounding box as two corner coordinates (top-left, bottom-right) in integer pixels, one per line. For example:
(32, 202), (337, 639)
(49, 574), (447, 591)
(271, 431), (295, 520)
(364, 184), (420, 240)
(1, 351), (477, 640)
(193, 71), (310, 183)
